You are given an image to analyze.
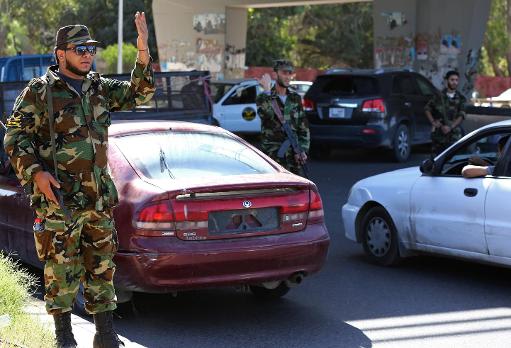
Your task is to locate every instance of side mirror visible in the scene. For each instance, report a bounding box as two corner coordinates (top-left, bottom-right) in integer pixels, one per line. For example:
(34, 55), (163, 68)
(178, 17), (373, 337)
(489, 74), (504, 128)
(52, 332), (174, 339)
(420, 158), (435, 175)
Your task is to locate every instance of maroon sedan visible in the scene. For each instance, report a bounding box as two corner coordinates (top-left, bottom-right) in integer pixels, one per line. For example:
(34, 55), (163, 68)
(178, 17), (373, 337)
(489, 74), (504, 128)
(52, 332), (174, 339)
(0, 121), (329, 303)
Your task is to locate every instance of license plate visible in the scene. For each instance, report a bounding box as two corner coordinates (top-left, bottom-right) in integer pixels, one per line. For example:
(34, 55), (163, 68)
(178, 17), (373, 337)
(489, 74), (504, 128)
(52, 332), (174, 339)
(208, 208), (279, 235)
(329, 107), (347, 119)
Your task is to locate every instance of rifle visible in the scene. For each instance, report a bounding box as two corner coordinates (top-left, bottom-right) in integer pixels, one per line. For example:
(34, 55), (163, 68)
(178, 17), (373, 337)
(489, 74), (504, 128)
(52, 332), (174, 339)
(270, 99), (309, 178)
(0, 119), (71, 221)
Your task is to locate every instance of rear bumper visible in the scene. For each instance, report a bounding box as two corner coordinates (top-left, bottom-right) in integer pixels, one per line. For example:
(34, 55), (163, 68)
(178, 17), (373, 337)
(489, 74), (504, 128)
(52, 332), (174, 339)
(114, 223), (330, 293)
(309, 123), (391, 148)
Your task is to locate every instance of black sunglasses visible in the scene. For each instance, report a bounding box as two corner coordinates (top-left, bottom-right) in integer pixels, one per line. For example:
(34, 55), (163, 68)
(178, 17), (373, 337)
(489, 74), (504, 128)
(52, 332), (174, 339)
(65, 45), (97, 56)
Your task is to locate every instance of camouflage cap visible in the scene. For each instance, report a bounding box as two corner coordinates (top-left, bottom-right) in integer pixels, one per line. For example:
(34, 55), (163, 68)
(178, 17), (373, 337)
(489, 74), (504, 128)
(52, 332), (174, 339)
(273, 59), (294, 72)
(55, 25), (99, 48)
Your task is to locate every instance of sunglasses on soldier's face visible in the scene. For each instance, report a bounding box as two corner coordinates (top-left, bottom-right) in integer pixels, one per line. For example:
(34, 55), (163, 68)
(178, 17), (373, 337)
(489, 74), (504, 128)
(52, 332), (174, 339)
(65, 45), (97, 56)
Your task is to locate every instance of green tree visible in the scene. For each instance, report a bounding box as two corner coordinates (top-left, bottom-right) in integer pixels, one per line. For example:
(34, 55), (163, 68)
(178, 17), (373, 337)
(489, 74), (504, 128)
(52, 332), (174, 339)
(98, 43), (138, 74)
(481, 0), (511, 76)
(0, 0), (158, 61)
(245, 3), (373, 69)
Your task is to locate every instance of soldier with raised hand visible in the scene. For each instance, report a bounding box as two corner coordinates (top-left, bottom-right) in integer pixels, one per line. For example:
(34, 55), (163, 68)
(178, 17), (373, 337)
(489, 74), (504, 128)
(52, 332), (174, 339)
(256, 59), (310, 176)
(3, 12), (155, 348)
(425, 70), (467, 157)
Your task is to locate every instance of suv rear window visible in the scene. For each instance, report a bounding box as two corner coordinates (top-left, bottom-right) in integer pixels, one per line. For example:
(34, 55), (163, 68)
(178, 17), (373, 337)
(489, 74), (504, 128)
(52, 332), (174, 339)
(308, 75), (378, 97)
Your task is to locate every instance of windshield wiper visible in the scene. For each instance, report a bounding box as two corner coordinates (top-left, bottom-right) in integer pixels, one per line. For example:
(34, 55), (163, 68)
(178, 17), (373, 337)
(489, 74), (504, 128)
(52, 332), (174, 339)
(159, 147), (175, 179)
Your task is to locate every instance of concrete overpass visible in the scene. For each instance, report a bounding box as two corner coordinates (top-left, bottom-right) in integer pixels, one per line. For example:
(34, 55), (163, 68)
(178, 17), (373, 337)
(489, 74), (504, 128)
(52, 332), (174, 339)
(152, 0), (490, 93)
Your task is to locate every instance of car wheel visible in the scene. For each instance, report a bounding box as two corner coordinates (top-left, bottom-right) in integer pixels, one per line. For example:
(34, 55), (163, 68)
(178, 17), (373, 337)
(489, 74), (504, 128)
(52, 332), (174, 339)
(249, 282), (290, 299)
(361, 206), (401, 266)
(392, 124), (411, 162)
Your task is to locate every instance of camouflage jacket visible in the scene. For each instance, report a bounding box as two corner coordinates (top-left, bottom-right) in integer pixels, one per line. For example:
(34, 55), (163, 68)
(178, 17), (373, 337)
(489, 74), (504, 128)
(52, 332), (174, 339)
(256, 87), (310, 161)
(3, 62), (155, 212)
(425, 88), (467, 127)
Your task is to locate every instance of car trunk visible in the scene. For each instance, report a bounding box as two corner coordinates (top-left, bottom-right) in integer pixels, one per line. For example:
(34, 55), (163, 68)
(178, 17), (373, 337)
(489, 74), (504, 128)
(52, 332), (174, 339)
(304, 74), (383, 125)
(135, 175), (323, 241)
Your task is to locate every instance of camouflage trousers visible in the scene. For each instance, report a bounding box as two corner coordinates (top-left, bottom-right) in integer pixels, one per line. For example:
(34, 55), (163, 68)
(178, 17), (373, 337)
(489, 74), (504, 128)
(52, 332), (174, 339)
(431, 128), (462, 157)
(34, 205), (118, 315)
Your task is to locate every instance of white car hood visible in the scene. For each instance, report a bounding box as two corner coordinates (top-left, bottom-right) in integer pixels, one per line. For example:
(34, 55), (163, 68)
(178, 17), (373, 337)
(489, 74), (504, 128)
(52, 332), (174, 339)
(348, 166), (422, 206)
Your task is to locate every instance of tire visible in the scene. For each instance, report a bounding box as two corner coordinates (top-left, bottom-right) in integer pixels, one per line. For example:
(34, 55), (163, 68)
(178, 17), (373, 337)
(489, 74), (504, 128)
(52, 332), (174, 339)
(360, 206), (401, 266)
(249, 282), (291, 300)
(392, 124), (411, 162)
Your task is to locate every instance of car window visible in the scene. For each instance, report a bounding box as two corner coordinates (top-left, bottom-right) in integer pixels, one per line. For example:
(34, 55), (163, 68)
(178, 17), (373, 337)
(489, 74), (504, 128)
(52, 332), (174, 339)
(210, 83), (235, 103)
(392, 75), (419, 95)
(440, 132), (511, 176)
(307, 75), (378, 97)
(223, 86), (257, 105)
(115, 131), (277, 180)
(416, 77), (436, 97)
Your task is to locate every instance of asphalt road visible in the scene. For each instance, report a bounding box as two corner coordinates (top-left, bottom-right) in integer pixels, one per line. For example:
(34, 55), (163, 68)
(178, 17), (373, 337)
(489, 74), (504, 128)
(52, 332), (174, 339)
(35, 146), (511, 347)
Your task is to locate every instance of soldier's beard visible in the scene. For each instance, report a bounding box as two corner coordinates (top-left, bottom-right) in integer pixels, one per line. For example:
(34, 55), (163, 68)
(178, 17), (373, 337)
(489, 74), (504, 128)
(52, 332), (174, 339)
(277, 77), (289, 88)
(66, 58), (91, 77)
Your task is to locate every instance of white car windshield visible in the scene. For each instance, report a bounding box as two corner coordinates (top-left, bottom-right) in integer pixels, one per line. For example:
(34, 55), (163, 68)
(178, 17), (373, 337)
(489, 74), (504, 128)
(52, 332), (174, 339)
(115, 131), (277, 180)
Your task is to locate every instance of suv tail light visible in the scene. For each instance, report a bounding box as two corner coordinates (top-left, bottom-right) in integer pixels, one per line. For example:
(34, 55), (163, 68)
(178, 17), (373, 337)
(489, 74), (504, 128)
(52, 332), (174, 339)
(303, 98), (315, 111)
(362, 99), (386, 114)
(135, 201), (208, 237)
(308, 186), (324, 224)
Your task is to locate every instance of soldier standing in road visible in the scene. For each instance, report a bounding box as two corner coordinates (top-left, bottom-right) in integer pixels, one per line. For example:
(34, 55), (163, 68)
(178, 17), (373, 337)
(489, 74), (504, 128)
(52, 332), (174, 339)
(256, 59), (310, 176)
(3, 12), (155, 348)
(425, 70), (467, 157)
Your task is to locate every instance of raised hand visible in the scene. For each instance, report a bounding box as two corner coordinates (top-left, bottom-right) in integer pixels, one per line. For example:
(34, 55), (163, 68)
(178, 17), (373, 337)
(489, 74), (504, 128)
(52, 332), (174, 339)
(134, 11), (150, 66)
(257, 73), (272, 92)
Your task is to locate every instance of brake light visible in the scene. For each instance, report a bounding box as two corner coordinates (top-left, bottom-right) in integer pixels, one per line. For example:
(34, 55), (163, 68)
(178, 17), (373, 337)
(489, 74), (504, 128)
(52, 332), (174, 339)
(303, 98), (315, 111)
(362, 99), (386, 113)
(135, 200), (208, 236)
(308, 186), (324, 224)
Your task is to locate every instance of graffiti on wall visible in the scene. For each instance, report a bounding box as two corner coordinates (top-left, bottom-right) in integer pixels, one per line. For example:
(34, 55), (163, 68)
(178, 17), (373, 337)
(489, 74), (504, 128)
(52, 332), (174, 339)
(196, 38), (223, 75)
(374, 36), (415, 69)
(380, 12), (408, 30)
(225, 44), (246, 71)
(375, 31), (475, 90)
(193, 13), (226, 35)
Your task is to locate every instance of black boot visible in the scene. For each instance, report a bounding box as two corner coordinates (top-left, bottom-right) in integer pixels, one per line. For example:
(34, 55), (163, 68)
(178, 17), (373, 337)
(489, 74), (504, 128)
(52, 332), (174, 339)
(53, 311), (77, 348)
(93, 311), (124, 348)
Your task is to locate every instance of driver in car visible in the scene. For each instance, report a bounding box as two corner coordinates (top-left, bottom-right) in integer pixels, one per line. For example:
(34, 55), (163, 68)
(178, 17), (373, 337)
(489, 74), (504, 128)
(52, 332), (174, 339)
(462, 135), (509, 177)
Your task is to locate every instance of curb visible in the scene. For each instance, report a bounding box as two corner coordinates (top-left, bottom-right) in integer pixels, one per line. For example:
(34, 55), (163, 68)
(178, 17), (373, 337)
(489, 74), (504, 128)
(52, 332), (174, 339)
(25, 297), (145, 348)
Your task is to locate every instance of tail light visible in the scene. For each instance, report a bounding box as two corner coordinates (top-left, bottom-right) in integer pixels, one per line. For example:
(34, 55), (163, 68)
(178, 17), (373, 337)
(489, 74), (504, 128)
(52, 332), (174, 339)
(307, 186), (324, 224)
(280, 191), (309, 227)
(135, 200), (208, 237)
(303, 98), (315, 111)
(361, 98), (386, 114)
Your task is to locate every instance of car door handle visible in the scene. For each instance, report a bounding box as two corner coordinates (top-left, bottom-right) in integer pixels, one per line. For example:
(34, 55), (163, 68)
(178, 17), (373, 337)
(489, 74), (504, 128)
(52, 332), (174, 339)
(464, 188), (478, 197)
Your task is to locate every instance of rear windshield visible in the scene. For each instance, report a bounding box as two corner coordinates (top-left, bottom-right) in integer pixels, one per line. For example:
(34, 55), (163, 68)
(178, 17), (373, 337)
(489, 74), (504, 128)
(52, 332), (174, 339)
(308, 75), (378, 97)
(115, 131), (277, 180)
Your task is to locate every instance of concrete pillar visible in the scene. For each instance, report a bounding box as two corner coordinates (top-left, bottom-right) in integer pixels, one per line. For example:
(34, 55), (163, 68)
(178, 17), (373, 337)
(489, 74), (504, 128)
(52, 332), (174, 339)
(225, 7), (248, 78)
(374, 0), (490, 96)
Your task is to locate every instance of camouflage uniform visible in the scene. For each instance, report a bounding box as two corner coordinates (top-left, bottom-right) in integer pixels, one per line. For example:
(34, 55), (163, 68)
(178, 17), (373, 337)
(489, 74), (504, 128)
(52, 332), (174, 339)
(3, 49), (155, 314)
(256, 86), (310, 175)
(425, 88), (466, 156)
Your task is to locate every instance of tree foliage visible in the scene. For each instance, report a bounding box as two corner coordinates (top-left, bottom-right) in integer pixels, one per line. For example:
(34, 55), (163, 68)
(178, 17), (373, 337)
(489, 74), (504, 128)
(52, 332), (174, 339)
(246, 3), (373, 69)
(99, 43), (138, 74)
(481, 0), (511, 76)
(0, 0), (158, 61)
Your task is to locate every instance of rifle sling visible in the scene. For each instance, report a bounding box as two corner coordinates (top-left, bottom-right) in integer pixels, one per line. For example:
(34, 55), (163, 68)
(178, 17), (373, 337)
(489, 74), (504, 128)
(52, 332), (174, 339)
(46, 85), (59, 182)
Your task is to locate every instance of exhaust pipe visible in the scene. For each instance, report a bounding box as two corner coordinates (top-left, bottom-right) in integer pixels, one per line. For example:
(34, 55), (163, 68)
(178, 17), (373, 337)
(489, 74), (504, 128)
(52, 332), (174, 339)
(285, 272), (305, 288)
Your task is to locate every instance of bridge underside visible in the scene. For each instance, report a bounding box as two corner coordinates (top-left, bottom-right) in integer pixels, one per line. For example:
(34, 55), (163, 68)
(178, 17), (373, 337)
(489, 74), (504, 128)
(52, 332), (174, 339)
(152, 0), (490, 93)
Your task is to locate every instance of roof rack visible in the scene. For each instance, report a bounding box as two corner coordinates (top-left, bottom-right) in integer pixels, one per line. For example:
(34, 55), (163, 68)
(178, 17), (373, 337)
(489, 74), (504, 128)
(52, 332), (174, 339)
(325, 67), (414, 75)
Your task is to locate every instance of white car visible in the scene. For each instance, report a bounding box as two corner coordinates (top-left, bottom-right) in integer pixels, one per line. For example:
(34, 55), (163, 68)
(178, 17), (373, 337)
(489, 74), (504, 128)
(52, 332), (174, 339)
(474, 88), (511, 108)
(342, 120), (511, 267)
(210, 79), (312, 134)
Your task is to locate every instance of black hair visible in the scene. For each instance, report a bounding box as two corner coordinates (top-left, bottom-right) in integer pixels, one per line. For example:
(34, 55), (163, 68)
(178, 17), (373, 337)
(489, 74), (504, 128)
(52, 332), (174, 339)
(445, 70), (459, 79)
